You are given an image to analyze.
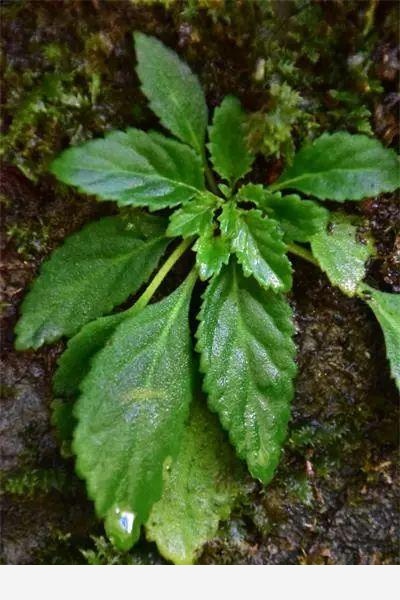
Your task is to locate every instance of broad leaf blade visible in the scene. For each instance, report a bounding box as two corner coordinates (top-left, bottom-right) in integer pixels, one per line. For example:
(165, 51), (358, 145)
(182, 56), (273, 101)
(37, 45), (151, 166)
(311, 214), (374, 297)
(51, 129), (204, 209)
(15, 215), (169, 349)
(73, 273), (196, 551)
(146, 397), (242, 565)
(167, 192), (217, 238)
(53, 311), (129, 397)
(208, 96), (254, 184)
(238, 184), (328, 242)
(275, 132), (400, 201)
(197, 260), (297, 483)
(360, 284), (400, 390)
(134, 33), (207, 156)
(220, 205), (292, 292)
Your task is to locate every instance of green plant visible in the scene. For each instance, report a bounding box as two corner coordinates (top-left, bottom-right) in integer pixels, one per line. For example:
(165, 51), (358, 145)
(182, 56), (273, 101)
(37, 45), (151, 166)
(14, 33), (400, 564)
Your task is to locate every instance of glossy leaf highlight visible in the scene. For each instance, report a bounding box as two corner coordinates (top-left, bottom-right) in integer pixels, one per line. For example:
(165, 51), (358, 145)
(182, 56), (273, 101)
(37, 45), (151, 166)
(197, 260), (297, 482)
(275, 132), (399, 201)
(15, 215), (169, 349)
(73, 273), (196, 550)
(311, 214), (374, 296)
(51, 129), (204, 209)
(134, 32), (207, 156)
(146, 398), (242, 564)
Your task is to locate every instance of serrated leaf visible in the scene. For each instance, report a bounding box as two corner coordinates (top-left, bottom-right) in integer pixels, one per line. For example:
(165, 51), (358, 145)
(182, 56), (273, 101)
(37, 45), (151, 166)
(359, 284), (400, 390)
(311, 214), (374, 296)
(194, 225), (230, 280)
(73, 273), (196, 551)
(197, 260), (297, 482)
(15, 215), (169, 349)
(220, 204), (292, 292)
(167, 192), (218, 238)
(274, 132), (400, 201)
(237, 184), (328, 242)
(146, 397), (242, 564)
(134, 32), (207, 156)
(208, 96), (254, 185)
(51, 129), (204, 209)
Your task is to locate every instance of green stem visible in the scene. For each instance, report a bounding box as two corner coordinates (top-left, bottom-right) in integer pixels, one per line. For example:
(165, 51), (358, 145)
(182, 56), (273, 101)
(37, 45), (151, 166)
(129, 237), (194, 314)
(288, 242), (319, 266)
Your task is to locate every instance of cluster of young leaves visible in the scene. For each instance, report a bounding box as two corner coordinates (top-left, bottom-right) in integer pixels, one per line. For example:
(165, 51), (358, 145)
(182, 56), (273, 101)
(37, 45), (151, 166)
(15, 33), (400, 564)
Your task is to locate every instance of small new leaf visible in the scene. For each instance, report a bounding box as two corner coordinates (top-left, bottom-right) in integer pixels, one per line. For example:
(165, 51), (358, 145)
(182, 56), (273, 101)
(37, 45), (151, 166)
(197, 260), (297, 483)
(311, 214), (374, 296)
(15, 215), (169, 349)
(238, 184), (328, 242)
(194, 225), (230, 280)
(360, 284), (400, 390)
(208, 96), (254, 185)
(134, 32), (208, 156)
(275, 132), (400, 201)
(220, 204), (292, 292)
(146, 397), (242, 564)
(73, 273), (196, 550)
(167, 192), (218, 238)
(51, 129), (204, 209)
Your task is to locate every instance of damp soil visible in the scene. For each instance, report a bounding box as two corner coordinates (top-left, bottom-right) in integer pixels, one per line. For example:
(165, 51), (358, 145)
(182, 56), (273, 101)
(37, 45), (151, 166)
(1, 0), (399, 565)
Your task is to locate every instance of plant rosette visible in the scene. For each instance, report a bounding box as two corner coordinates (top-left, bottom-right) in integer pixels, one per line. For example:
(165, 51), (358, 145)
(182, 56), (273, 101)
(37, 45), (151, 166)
(15, 33), (400, 564)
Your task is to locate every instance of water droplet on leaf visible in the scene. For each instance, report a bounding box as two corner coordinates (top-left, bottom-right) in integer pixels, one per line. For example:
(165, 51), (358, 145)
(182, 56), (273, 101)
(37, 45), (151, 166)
(105, 505), (141, 551)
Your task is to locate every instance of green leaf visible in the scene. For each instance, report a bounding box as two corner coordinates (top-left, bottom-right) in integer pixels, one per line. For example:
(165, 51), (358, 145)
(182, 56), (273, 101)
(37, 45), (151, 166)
(51, 129), (204, 209)
(238, 184), (328, 242)
(15, 215), (169, 349)
(197, 260), (297, 483)
(53, 311), (129, 397)
(359, 285), (400, 390)
(220, 204), (292, 292)
(208, 96), (254, 185)
(146, 397), (242, 565)
(311, 214), (374, 296)
(134, 33), (207, 156)
(51, 399), (76, 444)
(194, 226), (230, 281)
(274, 132), (400, 201)
(73, 273), (196, 551)
(167, 192), (218, 238)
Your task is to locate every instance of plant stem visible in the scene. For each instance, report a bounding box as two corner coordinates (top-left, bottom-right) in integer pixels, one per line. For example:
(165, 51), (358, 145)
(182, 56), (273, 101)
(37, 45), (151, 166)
(287, 242), (319, 266)
(129, 237), (194, 314)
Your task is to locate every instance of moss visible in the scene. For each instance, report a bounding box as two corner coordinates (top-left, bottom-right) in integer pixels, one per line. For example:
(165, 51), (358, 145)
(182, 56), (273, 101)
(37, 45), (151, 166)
(3, 467), (69, 497)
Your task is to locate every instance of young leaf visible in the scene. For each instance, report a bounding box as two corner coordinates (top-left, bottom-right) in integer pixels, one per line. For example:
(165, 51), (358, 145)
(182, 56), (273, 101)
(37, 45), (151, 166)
(51, 129), (204, 209)
(73, 272), (196, 551)
(208, 96), (254, 185)
(53, 311), (129, 398)
(167, 192), (218, 238)
(197, 260), (297, 483)
(134, 33), (207, 156)
(15, 215), (169, 349)
(146, 397), (242, 565)
(237, 184), (328, 242)
(274, 132), (400, 201)
(220, 204), (292, 292)
(311, 214), (374, 297)
(194, 226), (230, 280)
(360, 284), (400, 390)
